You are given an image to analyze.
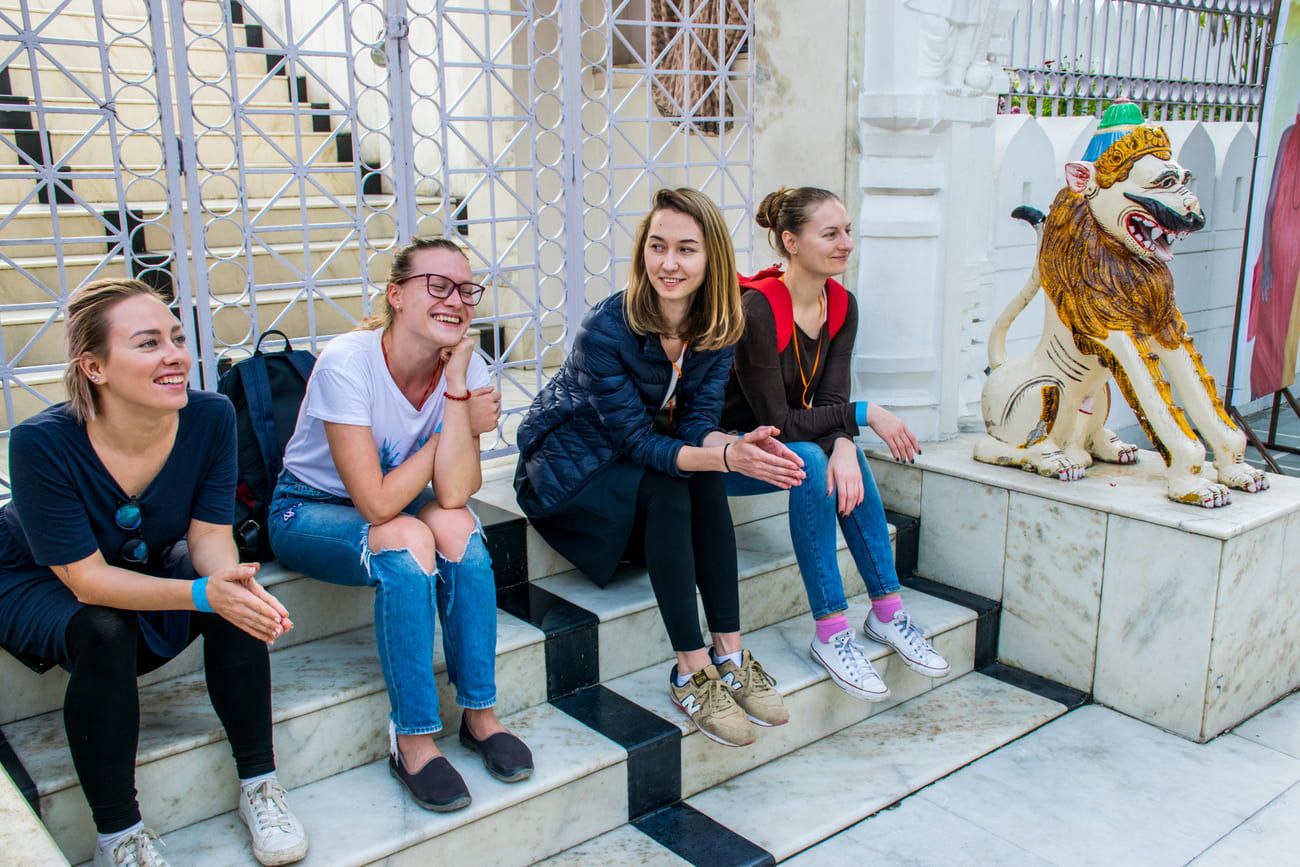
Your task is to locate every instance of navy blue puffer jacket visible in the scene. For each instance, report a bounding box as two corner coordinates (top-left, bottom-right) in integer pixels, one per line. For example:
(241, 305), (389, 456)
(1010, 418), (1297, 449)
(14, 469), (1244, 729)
(514, 292), (735, 516)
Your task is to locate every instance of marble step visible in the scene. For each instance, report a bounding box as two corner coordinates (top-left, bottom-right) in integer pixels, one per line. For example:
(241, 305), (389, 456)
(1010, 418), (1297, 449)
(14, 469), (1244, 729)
(603, 589), (977, 799)
(683, 672), (1068, 862)
(151, 587), (977, 867)
(157, 702), (629, 867)
(10, 616), (547, 864)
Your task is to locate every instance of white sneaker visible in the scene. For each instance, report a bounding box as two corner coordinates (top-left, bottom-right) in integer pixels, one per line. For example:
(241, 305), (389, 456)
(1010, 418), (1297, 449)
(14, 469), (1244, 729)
(239, 779), (309, 866)
(864, 610), (951, 678)
(92, 827), (168, 867)
(810, 628), (891, 702)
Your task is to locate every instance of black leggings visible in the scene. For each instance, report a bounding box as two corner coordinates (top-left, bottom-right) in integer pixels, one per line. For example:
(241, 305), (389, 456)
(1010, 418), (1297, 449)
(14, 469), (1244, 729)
(627, 470), (740, 652)
(63, 606), (275, 834)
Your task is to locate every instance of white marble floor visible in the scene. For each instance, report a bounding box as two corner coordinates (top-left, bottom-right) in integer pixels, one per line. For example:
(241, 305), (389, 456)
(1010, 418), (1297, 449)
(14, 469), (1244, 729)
(788, 692), (1300, 867)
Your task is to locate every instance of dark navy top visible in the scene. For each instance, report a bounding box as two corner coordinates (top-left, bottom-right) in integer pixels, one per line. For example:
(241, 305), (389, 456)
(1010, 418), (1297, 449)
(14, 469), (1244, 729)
(0, 390), (236, 665)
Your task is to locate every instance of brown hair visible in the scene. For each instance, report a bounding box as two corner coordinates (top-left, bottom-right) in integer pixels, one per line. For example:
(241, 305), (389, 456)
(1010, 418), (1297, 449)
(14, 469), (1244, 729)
(756, 186), (841, 258)
(359, 236), (471, 331)
(624, 188), (743, 351)
(63, 278), (166, 423)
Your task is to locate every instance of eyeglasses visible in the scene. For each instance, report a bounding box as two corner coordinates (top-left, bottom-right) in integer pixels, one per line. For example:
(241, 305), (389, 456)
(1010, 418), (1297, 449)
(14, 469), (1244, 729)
(115, 497), (148, 564)
(402, 273), (486, 306)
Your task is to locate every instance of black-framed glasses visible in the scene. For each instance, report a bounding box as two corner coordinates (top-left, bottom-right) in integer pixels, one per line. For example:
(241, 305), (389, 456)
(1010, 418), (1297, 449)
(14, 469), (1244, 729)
(403, 273), (486, 306)
(115, 497), (148, 564)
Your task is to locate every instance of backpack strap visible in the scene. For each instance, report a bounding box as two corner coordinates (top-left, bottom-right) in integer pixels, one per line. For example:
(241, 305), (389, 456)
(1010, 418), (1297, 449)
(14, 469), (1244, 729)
(739, 268), (851, 351)
(284, 350), (316, 383)
(236, 357), (280, 489)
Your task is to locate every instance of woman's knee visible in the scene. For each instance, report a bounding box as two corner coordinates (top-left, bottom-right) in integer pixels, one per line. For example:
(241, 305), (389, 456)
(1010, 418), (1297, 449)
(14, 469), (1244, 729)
(419, 505), (478, 562)
(638, 471), (691, 518)
(65, 606), (136, 667)
(368, 515), (437, 573)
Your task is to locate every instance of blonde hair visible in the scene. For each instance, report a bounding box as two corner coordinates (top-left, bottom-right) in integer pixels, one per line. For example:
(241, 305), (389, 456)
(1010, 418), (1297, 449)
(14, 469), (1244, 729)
(63, 278), (166, 423)
(625, 188), (743, 352)
(359, 236), (471, 331)
(756, 186), (841, 258)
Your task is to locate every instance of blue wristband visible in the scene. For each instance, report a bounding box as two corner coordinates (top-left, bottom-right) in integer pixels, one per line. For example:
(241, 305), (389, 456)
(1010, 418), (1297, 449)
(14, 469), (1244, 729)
(855, 401), (869, 427)
(192, 577), (214, 614)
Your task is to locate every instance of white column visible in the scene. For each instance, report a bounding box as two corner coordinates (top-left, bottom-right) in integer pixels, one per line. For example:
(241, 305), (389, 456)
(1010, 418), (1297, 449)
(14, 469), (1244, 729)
(853, 0), (1014, 441)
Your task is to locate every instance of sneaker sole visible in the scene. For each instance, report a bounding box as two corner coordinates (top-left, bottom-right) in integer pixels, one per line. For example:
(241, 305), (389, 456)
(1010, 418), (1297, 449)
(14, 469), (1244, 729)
(743, 711), (788, 728)
(670, 695), (755, 747)
(388, 763), (472, 812)
(809, 645), (892, 702)
(862, 626), (951, 678)
(239, 812), (309, 866)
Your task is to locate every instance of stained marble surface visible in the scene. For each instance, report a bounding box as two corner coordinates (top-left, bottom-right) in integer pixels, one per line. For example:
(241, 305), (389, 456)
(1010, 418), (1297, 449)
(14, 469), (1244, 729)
(0, 770), (66, 867)
(864, 452), (923, 517)
(1093, 515), (1221, 739)
(917, 471), (1008, 599)
(919, 706), (1300, 866)
(1189, 782), (1300, 866)
(160, 703), (628, 866)
(870, 434), (1300, 541)
(1232, 691), (1300, 759)
(999, 492), (1106, 692)
(685, 673), (1066, 860)
(536, 825), (689, 866)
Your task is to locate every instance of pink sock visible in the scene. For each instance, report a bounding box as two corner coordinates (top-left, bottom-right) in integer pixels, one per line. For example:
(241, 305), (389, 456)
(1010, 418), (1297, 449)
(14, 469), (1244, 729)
(872, 595), (903, 622)
(815, 613), (851, 643)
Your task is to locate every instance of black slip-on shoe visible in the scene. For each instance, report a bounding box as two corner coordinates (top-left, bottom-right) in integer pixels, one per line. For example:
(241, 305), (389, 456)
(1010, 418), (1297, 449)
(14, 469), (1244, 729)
(388, 753), (471, 812)
(458, 715), (534, 783)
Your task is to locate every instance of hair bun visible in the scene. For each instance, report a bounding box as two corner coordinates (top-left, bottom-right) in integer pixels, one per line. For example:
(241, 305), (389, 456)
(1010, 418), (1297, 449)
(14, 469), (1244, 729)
(755, 187), (788, 230)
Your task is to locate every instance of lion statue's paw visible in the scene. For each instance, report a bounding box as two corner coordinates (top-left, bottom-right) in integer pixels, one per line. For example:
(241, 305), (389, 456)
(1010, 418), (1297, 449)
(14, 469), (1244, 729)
(1088, 430), (1139, 465)
(1031, 449), (1086, 482)
(1168, 475), (1232, 509)
(1217, 462), (1270, 494)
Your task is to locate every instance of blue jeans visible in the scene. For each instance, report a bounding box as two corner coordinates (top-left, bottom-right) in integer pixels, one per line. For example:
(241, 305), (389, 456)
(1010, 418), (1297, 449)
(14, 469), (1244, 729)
(268, 471), (498, 735)
(724, 440), (900, 619)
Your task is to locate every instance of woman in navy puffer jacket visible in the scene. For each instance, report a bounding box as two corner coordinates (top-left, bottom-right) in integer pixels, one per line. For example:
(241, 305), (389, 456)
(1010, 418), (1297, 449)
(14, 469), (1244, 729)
(515, 188), (805, 748)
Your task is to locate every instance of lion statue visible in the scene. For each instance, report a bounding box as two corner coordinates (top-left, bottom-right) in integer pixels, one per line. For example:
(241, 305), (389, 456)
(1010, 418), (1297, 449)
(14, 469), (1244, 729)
(976, 102), (1269, 507)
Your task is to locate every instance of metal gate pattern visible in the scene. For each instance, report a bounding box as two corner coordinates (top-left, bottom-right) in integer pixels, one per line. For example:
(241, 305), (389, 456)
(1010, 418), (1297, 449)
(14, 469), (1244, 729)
(0, 0), (754, 481)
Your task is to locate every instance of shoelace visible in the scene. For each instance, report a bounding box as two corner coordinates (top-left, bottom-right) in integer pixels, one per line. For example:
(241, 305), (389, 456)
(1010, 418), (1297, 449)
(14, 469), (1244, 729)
(246, 780), (296, 833)
(832, 632), (878, 680)
(114, 828), (166, 867)
(745, 656), (779, 692)
(894, 614), (936, 658)
(699, 677), (735, 716)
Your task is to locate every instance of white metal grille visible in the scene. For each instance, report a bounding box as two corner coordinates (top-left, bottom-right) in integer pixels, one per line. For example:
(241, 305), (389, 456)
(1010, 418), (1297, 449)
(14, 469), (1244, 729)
(0, 0), (754, 484)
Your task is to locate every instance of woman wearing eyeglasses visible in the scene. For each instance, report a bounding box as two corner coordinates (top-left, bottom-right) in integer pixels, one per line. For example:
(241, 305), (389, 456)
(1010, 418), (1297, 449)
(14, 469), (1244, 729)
(269, 237), (527, 813)
(722, 187), (949, 705)
(0, 279), (307, 867)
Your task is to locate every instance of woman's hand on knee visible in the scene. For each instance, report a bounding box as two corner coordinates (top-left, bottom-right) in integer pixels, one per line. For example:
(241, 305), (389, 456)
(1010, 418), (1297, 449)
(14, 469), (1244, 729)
(207, 564), (292, 643)
(730, 426), (806, 489)
(829, 438), (865, 516)
(866, 403), (920, 463)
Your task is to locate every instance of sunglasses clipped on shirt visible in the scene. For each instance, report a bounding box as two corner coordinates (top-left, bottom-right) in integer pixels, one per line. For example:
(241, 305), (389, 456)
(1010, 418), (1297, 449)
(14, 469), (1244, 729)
(115, 497), (149, 564)
(403, 272), (486, 306)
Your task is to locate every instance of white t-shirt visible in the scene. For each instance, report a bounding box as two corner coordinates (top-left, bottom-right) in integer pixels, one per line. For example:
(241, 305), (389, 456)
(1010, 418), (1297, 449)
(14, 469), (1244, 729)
(282, 329), (490, 497)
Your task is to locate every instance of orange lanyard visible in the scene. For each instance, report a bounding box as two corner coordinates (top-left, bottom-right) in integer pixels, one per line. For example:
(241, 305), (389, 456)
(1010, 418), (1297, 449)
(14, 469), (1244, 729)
(382, 334), (441, 410)
(783, 277), (825, 409)
(667, 342), (687, 423)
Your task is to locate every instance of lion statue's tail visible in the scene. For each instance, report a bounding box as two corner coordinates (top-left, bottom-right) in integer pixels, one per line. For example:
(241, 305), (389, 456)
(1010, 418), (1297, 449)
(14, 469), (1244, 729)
(987, 205), (1047, 372)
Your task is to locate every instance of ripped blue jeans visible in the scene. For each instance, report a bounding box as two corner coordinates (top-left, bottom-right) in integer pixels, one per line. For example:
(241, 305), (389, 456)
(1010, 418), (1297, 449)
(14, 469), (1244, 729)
(268, 471), (497, 735)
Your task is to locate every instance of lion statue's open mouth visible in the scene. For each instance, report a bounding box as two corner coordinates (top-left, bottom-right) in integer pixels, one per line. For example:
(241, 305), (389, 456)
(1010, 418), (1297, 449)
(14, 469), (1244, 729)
(974, 102), (1268, 508)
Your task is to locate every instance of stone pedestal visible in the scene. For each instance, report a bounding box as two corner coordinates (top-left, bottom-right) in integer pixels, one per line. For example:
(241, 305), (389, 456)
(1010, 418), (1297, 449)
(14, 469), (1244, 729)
(865, 434), (1300, 743)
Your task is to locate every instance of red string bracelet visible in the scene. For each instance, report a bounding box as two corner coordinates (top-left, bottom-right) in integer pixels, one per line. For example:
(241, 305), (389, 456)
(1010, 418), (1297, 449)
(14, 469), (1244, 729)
(445, 391), (472, 401)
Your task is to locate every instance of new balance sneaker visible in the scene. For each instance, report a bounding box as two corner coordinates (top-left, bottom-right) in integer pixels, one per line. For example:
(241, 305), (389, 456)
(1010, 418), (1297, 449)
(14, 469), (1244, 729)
(810, 628), (891, 702)
(715, 649), (790, 726)
(238, 779), (309, 865)
(669, 664), (756, 746)
(92, 827), (168, 867)
(864, 610), (951, 678)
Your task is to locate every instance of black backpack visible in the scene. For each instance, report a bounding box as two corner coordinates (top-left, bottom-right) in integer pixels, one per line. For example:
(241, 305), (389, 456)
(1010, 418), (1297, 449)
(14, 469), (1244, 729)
(217, 330), (316, 561)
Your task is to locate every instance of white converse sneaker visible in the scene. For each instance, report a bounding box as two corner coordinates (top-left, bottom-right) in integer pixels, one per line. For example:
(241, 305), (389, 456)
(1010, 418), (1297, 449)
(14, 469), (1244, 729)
(810, 628), (891, 702)
(239, 779), (309, 865)
(864, 610), (951, 678)
(92, 827), (168, 867)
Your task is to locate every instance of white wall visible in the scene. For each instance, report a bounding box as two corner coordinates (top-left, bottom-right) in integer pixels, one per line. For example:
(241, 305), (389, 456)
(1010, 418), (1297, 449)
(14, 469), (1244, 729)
(978, 114), (1256, 434)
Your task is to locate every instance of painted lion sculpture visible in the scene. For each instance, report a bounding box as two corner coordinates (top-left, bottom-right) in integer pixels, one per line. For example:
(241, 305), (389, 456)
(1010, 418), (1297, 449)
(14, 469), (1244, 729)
(976, 105), (1269, 507)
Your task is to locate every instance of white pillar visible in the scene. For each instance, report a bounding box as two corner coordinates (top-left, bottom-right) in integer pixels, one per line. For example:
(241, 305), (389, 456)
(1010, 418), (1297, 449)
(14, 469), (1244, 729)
(853, 0), (1014, 441)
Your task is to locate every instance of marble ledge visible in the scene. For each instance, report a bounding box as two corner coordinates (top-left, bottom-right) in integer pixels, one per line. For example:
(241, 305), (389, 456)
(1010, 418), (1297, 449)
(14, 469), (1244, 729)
(0, 773), (66, 867)
(864, 433), (1300, 541)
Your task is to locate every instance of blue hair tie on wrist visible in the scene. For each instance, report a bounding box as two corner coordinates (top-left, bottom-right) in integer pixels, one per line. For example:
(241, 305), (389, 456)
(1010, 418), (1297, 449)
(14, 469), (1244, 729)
(192, 577), (214, 614)
(855, 401), (869, 427)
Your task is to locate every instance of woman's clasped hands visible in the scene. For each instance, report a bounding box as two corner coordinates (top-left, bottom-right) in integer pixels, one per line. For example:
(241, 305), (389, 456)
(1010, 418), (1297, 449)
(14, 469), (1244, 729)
(728, 426), (805, 489)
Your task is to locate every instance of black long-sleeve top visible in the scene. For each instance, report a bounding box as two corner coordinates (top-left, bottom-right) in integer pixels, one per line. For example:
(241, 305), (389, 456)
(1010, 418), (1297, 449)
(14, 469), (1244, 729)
(721, 287), (860, 455)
